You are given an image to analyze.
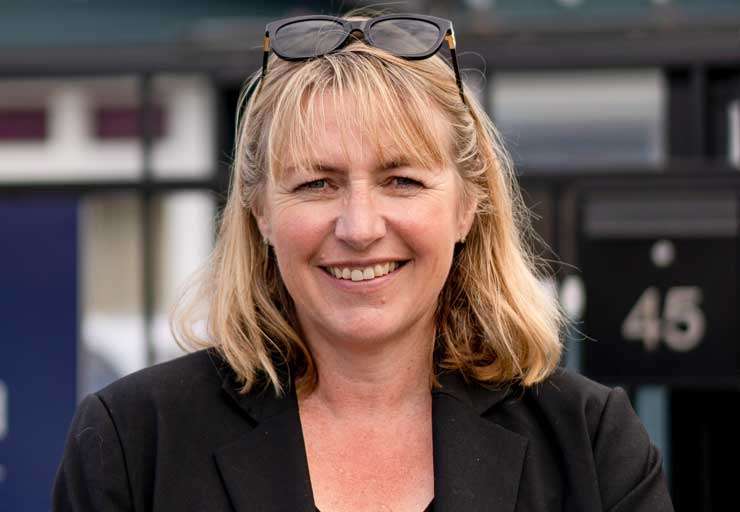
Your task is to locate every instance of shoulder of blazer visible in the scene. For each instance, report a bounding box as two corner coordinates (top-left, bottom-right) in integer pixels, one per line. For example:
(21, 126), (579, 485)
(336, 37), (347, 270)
(445, 367), (613, 419)
(96, 349), (222, 403)
(517, 370), (673, 511)
(530, 367), (614, 410)
(527, 367), (615, 430)
(92, 349), (258, 428)
(94, 349), (286, 427)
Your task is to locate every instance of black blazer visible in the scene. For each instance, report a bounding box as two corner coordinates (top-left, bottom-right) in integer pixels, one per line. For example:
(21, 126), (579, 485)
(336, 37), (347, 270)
(53, 350), (674, 511)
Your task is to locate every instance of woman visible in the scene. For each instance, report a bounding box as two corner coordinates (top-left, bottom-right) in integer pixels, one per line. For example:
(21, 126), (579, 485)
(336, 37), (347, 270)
(54, 13), (674, 512)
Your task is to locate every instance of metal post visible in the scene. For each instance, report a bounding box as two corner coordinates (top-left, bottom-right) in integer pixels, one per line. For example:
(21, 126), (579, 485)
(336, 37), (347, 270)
(139, 73), (156, 367)
(635, 386), (671, 486)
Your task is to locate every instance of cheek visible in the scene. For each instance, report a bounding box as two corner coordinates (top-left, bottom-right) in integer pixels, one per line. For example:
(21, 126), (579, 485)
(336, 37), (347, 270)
(272, 205), (330, 254)
(403, 190), (460, 238)
(394, 203), (458, 273)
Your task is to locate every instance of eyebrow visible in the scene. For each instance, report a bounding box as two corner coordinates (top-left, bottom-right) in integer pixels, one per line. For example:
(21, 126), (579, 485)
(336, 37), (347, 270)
(284, 157), (412, 176)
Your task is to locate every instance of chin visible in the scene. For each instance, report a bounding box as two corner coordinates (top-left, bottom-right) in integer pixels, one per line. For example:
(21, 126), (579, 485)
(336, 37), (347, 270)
(339, 323), (398, 343)
(322, 314), (405, 346)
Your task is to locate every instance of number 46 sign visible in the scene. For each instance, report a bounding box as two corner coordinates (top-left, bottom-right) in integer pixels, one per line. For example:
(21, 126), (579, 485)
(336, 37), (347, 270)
(621, 286), (705, 352)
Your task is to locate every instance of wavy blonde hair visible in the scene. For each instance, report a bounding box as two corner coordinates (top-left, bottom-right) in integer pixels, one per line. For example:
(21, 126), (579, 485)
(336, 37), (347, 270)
(171, 25), (564, 395)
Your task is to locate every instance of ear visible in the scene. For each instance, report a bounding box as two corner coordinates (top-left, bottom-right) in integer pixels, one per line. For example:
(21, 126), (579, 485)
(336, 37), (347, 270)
(252, 199), (272, 244)
(457, 192), (478, 241)
(255, 214), (271, 243)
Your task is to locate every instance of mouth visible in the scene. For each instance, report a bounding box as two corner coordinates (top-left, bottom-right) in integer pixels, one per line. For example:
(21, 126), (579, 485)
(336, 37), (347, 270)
(320, 260), (411, 282)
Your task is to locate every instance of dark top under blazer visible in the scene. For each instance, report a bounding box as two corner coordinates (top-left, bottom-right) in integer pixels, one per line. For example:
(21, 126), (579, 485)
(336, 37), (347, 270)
(53, 350), (674, 512)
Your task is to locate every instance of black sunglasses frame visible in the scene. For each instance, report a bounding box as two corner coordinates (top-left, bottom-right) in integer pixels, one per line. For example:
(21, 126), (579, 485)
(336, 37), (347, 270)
(255, 13), (466, 105)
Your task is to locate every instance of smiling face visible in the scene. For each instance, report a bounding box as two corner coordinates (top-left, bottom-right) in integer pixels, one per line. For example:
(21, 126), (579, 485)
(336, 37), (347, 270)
(255, 95), (475, 352)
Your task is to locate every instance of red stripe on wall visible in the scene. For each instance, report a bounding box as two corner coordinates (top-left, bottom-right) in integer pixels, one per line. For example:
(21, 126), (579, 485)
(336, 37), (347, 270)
(94, 107), (165, 139)
(0, 110), (46, 140)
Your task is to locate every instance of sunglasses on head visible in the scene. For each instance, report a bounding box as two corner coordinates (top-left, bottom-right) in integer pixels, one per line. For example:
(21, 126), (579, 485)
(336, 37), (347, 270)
(251, 13), (466, 104)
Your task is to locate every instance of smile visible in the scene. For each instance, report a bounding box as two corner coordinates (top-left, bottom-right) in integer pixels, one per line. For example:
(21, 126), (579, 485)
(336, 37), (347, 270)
(322, 261), (410, 282)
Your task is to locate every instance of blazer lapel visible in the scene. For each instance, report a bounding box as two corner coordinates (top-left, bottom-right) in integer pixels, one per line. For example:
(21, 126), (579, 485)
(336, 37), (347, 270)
(212, 360), (315, 512)
(209, 352), (527, 512)
(433, 373), (528, 512)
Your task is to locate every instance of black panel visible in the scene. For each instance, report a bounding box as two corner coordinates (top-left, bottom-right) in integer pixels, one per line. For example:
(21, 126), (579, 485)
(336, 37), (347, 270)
(582, 237), (737, 384)
(667, 67), (707, 160)
(671, 389), (740, 511)
(579, 191), (738, 386)
(707, 68), (740, 161)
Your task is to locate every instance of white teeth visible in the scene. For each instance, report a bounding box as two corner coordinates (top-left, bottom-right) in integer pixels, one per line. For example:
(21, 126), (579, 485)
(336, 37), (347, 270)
(326, 261), (404, 281)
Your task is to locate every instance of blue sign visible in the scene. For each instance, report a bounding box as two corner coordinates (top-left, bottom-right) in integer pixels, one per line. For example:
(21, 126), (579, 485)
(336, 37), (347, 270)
(0, 196), (78, 511)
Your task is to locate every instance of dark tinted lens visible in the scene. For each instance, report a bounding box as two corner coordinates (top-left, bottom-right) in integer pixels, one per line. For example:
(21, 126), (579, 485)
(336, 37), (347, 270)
(274, 20), (347, 59)
(369, 19), (441, 57)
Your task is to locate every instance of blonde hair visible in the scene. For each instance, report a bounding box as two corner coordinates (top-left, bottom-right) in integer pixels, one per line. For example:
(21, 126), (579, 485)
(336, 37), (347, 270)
(171, 30), (564, 395)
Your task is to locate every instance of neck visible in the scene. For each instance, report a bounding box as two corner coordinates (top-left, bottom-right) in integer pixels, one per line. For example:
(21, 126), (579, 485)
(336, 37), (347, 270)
(298, 317), (435, 419)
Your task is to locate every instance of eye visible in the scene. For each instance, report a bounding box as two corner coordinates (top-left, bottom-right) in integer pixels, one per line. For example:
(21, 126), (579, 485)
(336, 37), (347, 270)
(296, 179), (328, 191)
(390, 176), (423, 189)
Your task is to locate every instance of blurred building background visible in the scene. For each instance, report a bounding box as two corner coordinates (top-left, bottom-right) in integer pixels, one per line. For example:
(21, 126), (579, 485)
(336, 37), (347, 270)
(1, 0), (738, 510)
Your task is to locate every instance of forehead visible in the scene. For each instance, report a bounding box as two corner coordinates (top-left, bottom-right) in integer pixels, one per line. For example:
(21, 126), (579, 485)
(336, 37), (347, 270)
(269, 88), (454, 180)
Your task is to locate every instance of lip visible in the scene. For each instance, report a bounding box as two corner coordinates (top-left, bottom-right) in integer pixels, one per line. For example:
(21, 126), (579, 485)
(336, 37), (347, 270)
(318, 258), (409, 268)
(318, 260), (410, 292)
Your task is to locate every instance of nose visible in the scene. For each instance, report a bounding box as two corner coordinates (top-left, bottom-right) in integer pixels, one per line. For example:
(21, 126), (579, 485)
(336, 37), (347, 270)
(334, 188), (386, 251)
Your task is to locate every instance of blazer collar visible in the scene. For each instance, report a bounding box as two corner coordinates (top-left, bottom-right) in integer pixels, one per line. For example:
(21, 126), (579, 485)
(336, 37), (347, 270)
(432, 372), (528, 511)
(212, 359), (527, 512)
(212, 355), (315, 511)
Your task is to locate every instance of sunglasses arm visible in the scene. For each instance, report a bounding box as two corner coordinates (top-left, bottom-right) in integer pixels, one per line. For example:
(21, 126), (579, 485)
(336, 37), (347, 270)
(445, 32), (467, 106)
(260, 33), (271, 83)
